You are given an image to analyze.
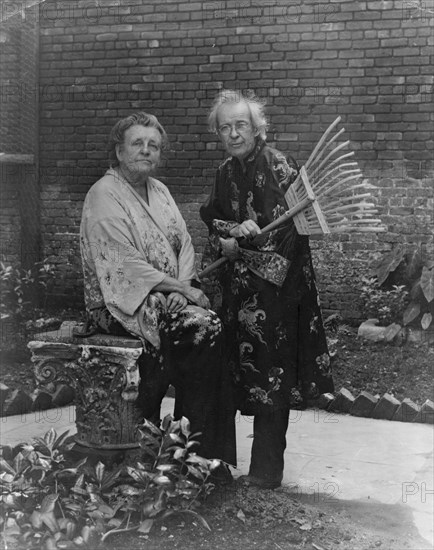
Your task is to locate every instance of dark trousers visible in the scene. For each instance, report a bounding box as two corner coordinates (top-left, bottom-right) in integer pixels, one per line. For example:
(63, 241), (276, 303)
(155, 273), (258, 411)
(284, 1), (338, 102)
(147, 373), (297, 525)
(137, 339), (237, 466)
(249, 407), (290, 482)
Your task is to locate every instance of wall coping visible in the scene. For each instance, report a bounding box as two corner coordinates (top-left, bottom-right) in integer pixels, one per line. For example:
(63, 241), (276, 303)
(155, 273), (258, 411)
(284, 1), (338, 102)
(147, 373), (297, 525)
(0, 154), (34, 165)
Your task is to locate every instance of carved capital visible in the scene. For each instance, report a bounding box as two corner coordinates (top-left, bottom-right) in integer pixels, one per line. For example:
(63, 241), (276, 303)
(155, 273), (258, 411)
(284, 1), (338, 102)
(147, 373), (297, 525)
(28, 340), (144, 449)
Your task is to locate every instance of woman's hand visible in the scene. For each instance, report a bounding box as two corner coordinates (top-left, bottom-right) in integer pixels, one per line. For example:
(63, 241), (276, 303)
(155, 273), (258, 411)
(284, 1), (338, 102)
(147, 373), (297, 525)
(153, 277), (210, 310)
(229, 220), (262, 239)
(183, 286), (210, 309)
(166, 292), (188, 313)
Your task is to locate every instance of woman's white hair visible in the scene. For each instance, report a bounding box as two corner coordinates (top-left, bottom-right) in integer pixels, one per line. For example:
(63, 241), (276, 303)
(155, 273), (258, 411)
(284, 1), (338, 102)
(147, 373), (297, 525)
(208, 89), (268, 140)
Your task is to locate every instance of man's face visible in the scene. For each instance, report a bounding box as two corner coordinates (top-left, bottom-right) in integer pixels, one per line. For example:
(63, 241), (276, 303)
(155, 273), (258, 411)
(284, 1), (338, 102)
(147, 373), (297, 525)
(216, 102), (258, 160)
(116, 125), (161, 177)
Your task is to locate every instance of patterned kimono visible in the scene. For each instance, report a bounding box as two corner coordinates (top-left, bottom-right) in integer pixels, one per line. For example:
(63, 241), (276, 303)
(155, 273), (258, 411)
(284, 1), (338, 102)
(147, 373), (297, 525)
(80, 168), (236, 464)
(80, 167), (201, 348)
(200, 138), (334, 416)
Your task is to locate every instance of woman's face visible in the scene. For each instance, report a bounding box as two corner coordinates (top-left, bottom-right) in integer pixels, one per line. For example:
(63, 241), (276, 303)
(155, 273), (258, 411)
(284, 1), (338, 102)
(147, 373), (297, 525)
(216, 101), (258, 160)
(116, 125), (162, 179)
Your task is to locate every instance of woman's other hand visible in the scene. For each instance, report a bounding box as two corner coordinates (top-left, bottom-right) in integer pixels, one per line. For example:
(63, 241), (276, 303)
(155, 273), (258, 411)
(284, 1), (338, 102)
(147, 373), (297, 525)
(166, 291), (188, 313)
(229, 220), (261, 239)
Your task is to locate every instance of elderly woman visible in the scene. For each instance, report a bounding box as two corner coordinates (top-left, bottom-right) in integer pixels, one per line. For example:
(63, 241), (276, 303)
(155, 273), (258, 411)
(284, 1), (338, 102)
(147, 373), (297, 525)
(200, 91), (334, 488)
(80, 112), (236, 467)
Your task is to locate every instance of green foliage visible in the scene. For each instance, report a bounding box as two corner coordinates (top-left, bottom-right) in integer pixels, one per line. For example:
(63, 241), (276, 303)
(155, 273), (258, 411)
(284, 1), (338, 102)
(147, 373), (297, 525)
(0, 417), (221, 549)
(368, 245), (434, 330)
(0, 259), (56, 321)
(0, 259), (57, 352)
(360, 277), (409, 326)
(323, 313), (352, 358)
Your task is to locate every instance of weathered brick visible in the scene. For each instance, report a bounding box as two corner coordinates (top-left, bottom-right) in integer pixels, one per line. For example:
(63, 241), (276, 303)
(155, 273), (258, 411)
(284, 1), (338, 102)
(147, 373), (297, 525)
(317, 393), (335, 410)
(329, 388), (355, 413)
(393, 398), (420, 423)
(31, 390), (53, 412)
(372, 393), (401, 420)
(414, 399), (434, 425)
(2, 390), (33, 417)
(350, 391), (379, 417)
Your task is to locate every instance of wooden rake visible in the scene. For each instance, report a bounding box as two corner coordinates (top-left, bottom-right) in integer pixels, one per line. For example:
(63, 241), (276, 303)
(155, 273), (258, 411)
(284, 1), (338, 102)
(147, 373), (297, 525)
(199, 116), (385, 279)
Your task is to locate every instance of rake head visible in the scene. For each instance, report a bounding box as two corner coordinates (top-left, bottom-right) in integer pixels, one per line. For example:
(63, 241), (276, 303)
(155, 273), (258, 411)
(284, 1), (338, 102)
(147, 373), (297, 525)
(284, 117), (386, 235)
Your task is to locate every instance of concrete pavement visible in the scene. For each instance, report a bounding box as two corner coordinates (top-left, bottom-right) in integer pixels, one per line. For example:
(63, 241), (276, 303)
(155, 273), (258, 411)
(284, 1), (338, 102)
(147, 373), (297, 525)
(1, 400), (433, 547)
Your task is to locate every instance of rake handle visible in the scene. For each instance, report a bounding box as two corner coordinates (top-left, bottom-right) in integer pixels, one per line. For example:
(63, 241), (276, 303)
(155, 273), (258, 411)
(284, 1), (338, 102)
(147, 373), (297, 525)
(199, 196), (313, 279)
(199, 256), (228, 278)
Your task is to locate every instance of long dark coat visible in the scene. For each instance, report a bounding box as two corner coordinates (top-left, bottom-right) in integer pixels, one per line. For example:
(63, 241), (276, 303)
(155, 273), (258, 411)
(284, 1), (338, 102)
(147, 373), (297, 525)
(200, 138), (334, 415)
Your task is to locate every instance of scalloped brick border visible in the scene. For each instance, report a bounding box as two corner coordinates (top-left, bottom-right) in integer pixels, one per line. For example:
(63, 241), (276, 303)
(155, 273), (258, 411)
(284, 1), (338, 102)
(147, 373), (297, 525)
(1, 382), (432, 425)
(0, 383), (75, 418)
(316, 388), (433, 424)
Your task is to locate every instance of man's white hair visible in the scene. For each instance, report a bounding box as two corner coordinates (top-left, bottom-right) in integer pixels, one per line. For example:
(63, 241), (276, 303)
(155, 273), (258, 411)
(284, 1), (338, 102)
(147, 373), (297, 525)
(208, 89), (268, 140)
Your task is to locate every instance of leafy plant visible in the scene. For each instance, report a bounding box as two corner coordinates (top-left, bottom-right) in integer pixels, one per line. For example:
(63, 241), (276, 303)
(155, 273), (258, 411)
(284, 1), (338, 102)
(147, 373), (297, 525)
(0, 259), (56, 321)
(0, 416), (222, 549)
(366, 244), (434, 331)
(360, 278), (409, 326)
(0, 259), (57, 353)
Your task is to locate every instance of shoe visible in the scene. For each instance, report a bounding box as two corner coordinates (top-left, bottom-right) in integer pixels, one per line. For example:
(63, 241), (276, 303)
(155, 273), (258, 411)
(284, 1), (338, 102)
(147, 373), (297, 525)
(209, 464), (234, 485)
(237, 474), (281, 490)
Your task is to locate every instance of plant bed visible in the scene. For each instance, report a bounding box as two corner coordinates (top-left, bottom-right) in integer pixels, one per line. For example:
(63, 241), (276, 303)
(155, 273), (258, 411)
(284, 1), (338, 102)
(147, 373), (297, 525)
(104, 481), (431, 550)
(0, 419), (223, 550)
(330, 328), (433, 406)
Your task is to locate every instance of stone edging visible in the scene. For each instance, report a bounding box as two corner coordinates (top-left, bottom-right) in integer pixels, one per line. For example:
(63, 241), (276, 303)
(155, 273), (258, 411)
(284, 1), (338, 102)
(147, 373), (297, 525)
(315, 388), (433, 425)
(0, 382), (75, 418)
(1, 383), (433, 425)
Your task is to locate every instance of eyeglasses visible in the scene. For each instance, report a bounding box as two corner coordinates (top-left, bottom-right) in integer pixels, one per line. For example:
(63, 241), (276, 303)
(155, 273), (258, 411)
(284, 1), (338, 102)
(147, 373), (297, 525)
(218, 121), (252, 136)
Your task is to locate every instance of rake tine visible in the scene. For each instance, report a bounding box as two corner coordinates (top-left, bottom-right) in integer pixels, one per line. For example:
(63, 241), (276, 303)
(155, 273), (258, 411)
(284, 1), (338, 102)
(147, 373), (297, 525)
(302, 217), (385, 234)
(329, 216), (381, 227)
(338, 182), (378, 192)
(306, 140), (351, 178)
(315, 173), (364, 198)
(304, 127), (346, 173)
(312, 168), (362, 196)
(313, 162), (359, 189)
(304, 116), (342, 170)
(326, 207), (377, 217)
(329, 225), (386, 233)
(321, 193), (375, 211)
(306, 151), (356, 181)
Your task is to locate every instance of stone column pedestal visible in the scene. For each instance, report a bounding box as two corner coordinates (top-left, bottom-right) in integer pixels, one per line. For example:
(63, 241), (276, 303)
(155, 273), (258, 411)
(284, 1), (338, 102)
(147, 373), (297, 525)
(28, 324), (144, 450)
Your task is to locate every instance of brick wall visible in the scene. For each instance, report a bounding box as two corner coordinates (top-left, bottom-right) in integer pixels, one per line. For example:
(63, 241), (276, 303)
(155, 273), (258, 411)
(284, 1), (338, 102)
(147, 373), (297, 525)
(0, 5), (39, 268)
(9, 0), (434, 318)
(0, 4), (38, 155)
(0, 163), (22, 266)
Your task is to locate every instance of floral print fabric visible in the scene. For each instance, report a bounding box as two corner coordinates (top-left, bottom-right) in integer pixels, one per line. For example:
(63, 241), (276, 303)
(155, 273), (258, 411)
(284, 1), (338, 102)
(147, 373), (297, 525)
(200, 138), (334, 414)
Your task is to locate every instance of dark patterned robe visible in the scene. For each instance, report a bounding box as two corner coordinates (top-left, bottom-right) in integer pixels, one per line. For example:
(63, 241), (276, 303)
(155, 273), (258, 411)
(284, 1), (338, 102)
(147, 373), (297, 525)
(200, 138), (334, 415)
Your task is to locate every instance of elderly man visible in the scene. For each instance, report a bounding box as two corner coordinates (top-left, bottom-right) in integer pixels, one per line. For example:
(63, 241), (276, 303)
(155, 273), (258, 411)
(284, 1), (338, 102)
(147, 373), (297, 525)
(200, 90), (334, 489)
(80, 112), (236, 469)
